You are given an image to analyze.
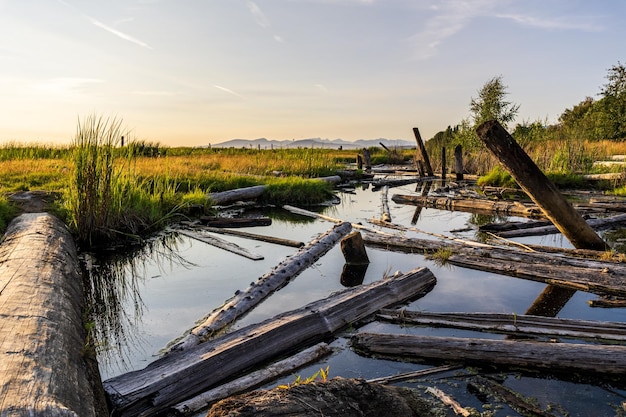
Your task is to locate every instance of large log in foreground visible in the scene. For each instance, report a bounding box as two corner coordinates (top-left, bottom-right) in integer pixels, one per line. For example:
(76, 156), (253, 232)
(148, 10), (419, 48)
(476, 120), (607, 251)
(164, 222), (352, 354)
(103, 267), (437, 417)
(0, 213), (105, 417)
(351, 332), (626, 375)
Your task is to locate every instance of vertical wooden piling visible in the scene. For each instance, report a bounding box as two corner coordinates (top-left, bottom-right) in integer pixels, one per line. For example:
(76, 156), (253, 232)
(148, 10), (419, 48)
(441, 147), (447, 180)
(454, 145), (464, 180)
(413, 128), (434, 176)
(476, 120), (607, 251)
(340, 231), (370, 265)
(362, 148), (372, 171)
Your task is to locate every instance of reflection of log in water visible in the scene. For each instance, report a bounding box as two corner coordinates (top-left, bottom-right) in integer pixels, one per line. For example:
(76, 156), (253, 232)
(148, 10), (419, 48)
(82, 233), (190, 367)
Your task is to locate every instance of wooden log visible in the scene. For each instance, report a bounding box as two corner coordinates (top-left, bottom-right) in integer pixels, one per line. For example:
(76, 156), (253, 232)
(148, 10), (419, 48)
(186, 225), (304, 248)
(426, 386), (470, 417)
(380, 185), (391, 222)
(340, 231), (370, 265)
(376, 310), (626, 341)
(175, 229), (264, 260)
(103, 267), (437, 416)
(172, 343), (333, 415)
(495, 213), (626, 238)
(454, 144), (464, 180)
(476, 120), (607, 251)
(0, 213), (106, 417)
(413, 127), (434, 176)
(351, 332), (626, 374)
(392, 194), (544, 218)
(163, 222), (353, 354)
(201, 216), (272, 228)
(366, 365), (460, 384)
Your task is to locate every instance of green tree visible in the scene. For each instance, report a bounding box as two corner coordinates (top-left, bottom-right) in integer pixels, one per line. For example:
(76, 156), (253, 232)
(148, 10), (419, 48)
(599, 61), (626, 140)
(469, 76), (520, 129)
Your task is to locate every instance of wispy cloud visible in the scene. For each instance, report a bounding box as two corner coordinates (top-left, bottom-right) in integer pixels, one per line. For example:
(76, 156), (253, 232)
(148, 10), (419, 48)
(214, 85), (245, 99)
(496, 13), (603, 32)
(57, 0), (152, 49)
(33, 77), (103, 96)
(247, 1), (271, 28)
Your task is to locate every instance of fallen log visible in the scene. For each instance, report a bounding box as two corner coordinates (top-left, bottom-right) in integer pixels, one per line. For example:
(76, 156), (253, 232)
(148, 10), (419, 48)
(175, 229), (264, 260)
(185, 225), (304, 248)
(366, 365), (461, 384)
(392, 194), (544, 218)
(351, 332), (626, 375)
(362, 232), (626, 297)
(376, 310), (626, 342)
(164, 222), (352, 355)
(103, 267), (437, 416)
(172, 343), (333, 415)
(0, 213), (106, 417)
(209, 176), (342, 205)
(380, 185), (391, 222)
(200, 216), (272, 228)
(495, 213), (626, 238)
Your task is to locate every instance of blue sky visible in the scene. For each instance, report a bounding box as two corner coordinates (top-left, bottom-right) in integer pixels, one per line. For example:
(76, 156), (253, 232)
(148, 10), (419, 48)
(0, 0), (622, 146)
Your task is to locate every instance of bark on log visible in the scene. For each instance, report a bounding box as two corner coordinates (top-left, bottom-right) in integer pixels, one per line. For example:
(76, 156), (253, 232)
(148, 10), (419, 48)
(103, 267), (437, 417)
(476, 120), (607, 251)
(163, 222), (353, 354)
(392, 194), (544, 218)
(175, 229), (264, 260)
(351, 332), (626, 375)
(0, 213), (106, 417)
(376, 310), (626, 341)
(172, 343), (333, 415)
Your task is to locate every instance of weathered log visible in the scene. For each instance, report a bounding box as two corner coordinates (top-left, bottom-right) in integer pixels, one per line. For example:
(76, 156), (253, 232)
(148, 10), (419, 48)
(479, 218), (552, 233)
(103, 267), (437, 416)
(363, 232), (626, 297)
(283, 204), (391, 236)
(413, 127), (434, 176)
(380, 185), (391, 222)
(454, 144), (464, 181)
(376, 310), (626, 341)
(208, 176), (341, 205)
(175, 229), (264, 260)
(392, 194), (544, 218)
(0, 213), (106, 417)
(366, 364), (460, 384)
(495, 213), (626, 238)
(206, 377), (434, 417)
(172, 343), (333, 415)
(164, 222), (352, 354)
(187, 225), (304, 248)
(476, 120), (607, 251)
(426, 386), (470, 417)
(351, 332), (626, 374)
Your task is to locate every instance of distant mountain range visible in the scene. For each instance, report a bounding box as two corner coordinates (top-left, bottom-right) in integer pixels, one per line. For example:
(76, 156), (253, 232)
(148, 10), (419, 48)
(210, 137), (415, 150)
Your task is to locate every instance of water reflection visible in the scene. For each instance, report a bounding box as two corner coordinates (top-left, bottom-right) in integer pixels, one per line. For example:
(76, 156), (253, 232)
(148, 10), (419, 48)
(340, 264), (368, 287)
(81, 232), (191, 368)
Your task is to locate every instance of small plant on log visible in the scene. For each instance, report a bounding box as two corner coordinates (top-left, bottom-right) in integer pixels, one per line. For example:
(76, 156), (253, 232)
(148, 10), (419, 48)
(277, 366), (330, 389)
(427, 248), (454, 265)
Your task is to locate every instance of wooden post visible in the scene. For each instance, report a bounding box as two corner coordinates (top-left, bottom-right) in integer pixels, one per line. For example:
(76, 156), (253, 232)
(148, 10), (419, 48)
(454, 145), (464, 180)
(441, 147), (446, 180)
(413, 127), (434, 176)
(357, 154), (363, 170)
(362, 148), (372, 171)
(0, 213), (107, 417)
(476, 120), (607, 251)
(340, 231), (370, 265)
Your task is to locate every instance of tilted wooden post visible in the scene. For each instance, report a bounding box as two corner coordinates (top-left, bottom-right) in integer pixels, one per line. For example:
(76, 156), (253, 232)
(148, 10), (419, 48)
(340, 231), (370, 265)
(476, 120), (607, 251)
(454, 145), (464, 180)
(413, 127), (434, 176)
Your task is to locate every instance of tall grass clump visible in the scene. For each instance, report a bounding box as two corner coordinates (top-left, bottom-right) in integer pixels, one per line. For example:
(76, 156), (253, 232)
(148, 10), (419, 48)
(65, 115), (123, 246)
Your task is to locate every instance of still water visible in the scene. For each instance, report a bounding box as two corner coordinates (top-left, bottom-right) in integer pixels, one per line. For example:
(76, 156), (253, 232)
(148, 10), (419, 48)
(90, 182), (626, 416)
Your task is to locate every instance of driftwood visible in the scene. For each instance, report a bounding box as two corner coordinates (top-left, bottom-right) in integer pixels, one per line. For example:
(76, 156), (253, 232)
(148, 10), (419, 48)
(164, 222), (353, 354)
(206, 377), (434, 417)
(0, 213), (106, 417)
(494, 213), (626, 238)
(103, 267), (437, 417)
(376, 310), (626, 342)
(283, 204), (391, 236)
(175, 228), (264, 260)
(200, 216), (272, 228)
(362, 232), (626, 297)
(380, 185), (391, 222)
(426, 387), (470, 417)
(476, 120), (607, 251)
(351, 332), (626, 374)
(188, 225), (304, 247)
(208, 176), (342, 205)
(172, 343), (333, 415)
(340, 231), (370, 265)
(392, 194), (544, 218)
(366, 365), (461, 385)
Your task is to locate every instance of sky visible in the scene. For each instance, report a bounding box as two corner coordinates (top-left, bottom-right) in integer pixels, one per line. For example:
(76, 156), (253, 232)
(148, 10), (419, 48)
(0, 0), (623, 146)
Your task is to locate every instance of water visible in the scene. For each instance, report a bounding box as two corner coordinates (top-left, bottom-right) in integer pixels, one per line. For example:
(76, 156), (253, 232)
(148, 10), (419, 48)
(89, 182), (626, 416)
